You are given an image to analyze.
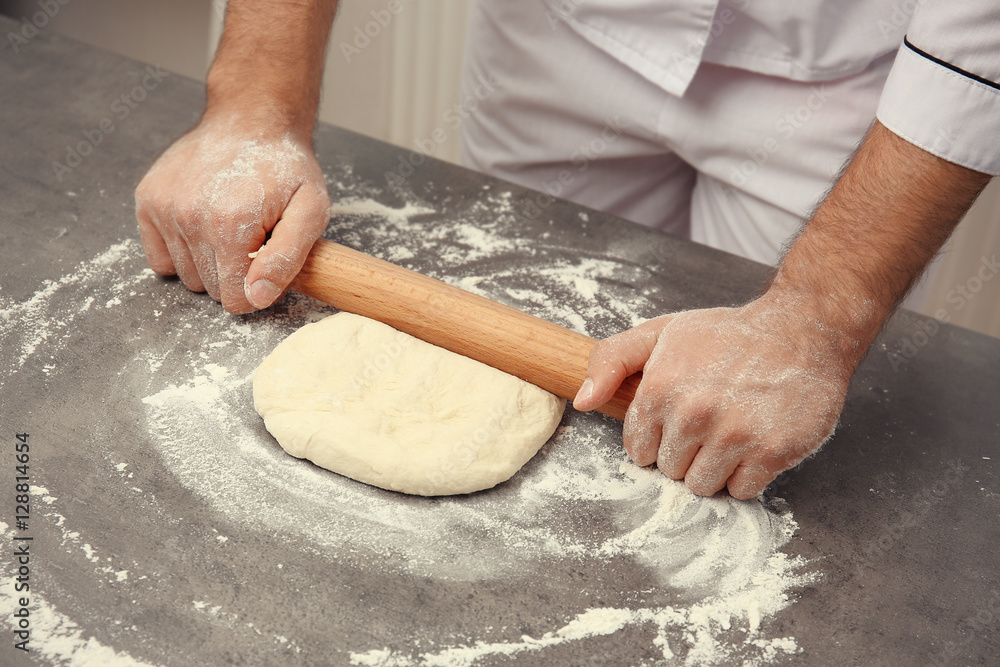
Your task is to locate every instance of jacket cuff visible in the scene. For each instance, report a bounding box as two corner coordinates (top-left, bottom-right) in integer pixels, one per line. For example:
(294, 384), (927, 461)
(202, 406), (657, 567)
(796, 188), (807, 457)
(877, 40), (1000, 176)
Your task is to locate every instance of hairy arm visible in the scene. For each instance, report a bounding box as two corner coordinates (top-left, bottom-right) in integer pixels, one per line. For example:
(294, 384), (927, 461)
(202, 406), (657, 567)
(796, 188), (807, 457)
(136, 0), (339, 313)
(770, 120), (991, 374)
(576, 120), (992, 499)
(205, 0), (337, 142)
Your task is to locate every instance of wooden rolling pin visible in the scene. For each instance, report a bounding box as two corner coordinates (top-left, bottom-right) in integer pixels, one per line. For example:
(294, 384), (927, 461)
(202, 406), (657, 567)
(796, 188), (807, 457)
(289, 239), (639, 420)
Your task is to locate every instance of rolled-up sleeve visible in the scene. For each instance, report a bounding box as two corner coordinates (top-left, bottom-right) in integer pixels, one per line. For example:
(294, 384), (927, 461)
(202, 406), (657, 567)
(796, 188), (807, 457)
(876, 1), (1000, 175)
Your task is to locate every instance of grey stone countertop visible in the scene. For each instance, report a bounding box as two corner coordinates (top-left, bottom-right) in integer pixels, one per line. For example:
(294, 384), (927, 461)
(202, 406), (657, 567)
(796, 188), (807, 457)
(1, 16), (997, 667)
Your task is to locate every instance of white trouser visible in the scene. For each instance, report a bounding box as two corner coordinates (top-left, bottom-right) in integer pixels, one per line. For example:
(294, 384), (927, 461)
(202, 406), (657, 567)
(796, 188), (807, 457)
(457, 0), (895, 268)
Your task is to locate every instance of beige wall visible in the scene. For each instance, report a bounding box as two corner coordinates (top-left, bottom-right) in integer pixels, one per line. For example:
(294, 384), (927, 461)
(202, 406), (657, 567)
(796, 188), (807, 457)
(3, 0), (214, 80)
(917, 180), (1000, 336)
(4, 0), (471, 161)
(12, 0), (998, 337)
(276, 1), (471, 164)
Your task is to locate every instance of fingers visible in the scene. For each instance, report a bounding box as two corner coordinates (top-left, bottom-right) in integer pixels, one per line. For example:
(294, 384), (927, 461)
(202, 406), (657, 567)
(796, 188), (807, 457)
(164, 232), (206, 294)
(726, 464), (773, 500)
(136, 208), (175, 276)
(656, 439), (701, 482)
(601, 305), (850, 502)
(195, 241), (221, 302)
(624, 361), (774, 498)
(683, 446), (742, 497)
(136, 173), (208, 295)
(622, 399), (662, 466)
(573, 316), (672, 412)
(243, 182), (330, 311)
(136, 207), (206, 293)
(596, 316), (742, 496)
(134, 125), (331, 314)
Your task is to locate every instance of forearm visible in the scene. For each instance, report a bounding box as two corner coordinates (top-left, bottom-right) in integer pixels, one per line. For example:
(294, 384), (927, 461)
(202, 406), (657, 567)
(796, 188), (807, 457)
(766, 121), (992, 373)
(578, 123), (992, 498)
(206, 0), (339, 140)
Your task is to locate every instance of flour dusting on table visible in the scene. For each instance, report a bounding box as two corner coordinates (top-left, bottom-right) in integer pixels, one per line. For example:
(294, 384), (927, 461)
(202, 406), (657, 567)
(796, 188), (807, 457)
(0, 240), (145, 374)
(1, 192), (817, 666)
(1, 518), (153, 666)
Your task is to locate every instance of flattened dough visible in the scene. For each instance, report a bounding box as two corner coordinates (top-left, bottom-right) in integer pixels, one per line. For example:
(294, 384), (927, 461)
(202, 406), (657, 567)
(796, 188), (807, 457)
(253, 313), (565, 495)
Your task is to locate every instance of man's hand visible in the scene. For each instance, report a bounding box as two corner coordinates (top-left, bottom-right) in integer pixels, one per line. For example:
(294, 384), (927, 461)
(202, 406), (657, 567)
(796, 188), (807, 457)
(135, 117), (330, 313)
(574, 122), (990, 499)
(574, 300), (849, 499)
(135, 0), (338, 313)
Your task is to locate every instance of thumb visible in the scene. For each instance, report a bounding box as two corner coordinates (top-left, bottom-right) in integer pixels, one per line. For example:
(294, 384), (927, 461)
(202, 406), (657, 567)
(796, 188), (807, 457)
(573, 315), (672, 412)
(245, 184), (330, 309)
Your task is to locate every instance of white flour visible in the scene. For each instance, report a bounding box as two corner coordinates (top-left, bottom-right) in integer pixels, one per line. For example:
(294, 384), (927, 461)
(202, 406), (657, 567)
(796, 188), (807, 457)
(1, 519), (154, 667)
(0, 240), (145, 374)
(328, 195), (655, 337)
(1, 194), (818, 666)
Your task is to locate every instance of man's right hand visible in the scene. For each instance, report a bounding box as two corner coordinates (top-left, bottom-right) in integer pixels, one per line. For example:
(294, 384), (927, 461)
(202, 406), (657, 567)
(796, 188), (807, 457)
(135, 114), (331, 314)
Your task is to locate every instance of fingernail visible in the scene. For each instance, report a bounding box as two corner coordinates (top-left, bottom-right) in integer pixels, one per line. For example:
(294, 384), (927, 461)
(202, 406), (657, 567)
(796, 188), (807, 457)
(574, 377), (594, 406)
(247, 279), (281, 309)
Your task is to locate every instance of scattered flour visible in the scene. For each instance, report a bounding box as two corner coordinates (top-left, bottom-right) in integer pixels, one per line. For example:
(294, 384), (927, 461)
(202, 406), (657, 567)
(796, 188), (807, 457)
(32, 485), (58, 505)
(350, 604), (801, 667)
(140, 196), (816, 665)
(329, 198), (434, 226)
(0, 521), (155, 667)
(0, 240), (144, 374)
(327, 195), (656, 336)
(1, 195), (818, 666)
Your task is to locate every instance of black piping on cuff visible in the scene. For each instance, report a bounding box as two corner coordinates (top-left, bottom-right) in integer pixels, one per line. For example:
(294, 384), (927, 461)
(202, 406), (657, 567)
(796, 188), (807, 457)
(904, 36), (1000, 92)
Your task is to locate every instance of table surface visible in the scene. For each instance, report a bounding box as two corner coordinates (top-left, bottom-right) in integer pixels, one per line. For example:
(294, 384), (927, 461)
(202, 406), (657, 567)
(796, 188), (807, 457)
(1, 17), (998, 667)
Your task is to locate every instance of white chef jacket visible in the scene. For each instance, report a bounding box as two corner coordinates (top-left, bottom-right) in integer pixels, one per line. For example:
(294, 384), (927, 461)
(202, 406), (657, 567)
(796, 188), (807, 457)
(545, 0), (1000, 175)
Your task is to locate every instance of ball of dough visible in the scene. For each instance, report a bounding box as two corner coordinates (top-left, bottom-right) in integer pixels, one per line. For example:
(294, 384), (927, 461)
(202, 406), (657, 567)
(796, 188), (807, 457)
(253, 313), (566, 495)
